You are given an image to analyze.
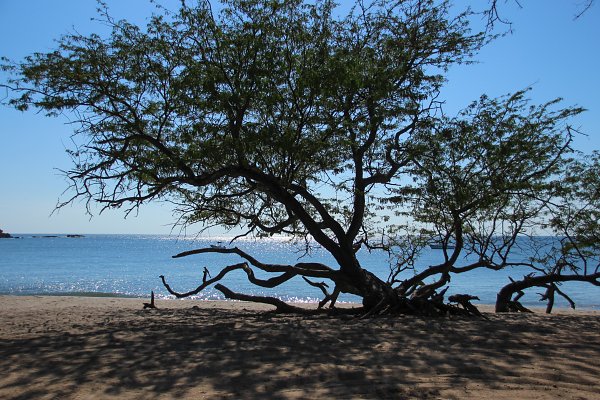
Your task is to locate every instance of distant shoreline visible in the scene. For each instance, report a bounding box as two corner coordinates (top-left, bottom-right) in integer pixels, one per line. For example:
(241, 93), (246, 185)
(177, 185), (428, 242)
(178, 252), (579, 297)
(0, 291), (140, 298)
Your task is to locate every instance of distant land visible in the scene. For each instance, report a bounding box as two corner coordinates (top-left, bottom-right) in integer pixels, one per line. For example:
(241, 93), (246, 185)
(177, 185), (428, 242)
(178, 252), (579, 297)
(0, 230), (85, 239)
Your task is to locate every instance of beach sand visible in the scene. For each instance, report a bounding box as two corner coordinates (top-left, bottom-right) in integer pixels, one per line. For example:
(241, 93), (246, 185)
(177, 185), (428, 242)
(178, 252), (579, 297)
(0, 296), (599, 399)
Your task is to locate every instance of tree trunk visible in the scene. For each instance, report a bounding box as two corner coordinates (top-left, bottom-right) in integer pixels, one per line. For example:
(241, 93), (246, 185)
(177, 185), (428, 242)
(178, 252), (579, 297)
(495, 287), (513, 312)
(360, 269), (392, 310)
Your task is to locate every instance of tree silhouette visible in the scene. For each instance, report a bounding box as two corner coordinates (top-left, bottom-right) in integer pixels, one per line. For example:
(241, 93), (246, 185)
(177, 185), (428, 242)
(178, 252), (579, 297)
(3, 0), (597, 314)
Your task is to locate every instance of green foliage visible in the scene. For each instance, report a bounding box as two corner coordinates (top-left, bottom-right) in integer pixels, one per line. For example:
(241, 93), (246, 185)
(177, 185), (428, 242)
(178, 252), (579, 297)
(2, 0), (483, 241)
(549, 153), (600, 262)
(384, 89), (584, 282)
(2, 0), (595, 310)
(394, 90), (581, 224)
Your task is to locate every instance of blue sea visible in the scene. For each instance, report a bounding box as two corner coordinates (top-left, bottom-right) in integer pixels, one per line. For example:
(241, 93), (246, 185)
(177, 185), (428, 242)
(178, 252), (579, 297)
(1, 234), (598, 309)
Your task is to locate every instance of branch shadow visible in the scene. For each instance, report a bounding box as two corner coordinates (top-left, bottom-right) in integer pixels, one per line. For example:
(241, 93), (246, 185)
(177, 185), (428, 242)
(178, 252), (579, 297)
(1, 306), (599, 399)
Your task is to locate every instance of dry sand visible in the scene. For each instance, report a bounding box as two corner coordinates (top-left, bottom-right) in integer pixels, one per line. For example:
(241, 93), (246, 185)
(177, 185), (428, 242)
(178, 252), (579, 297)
(0, 295), (599, 399)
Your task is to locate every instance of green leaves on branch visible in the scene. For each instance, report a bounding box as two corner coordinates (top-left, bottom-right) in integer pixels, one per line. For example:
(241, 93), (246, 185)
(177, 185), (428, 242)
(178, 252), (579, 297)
(1, 0), (484, 242)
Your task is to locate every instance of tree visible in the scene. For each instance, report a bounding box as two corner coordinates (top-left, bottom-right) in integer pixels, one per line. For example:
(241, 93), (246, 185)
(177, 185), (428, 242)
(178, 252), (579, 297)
(382, 90), (598, 313)
(1, 0), (592, 315)
(494, 153), (600, 313)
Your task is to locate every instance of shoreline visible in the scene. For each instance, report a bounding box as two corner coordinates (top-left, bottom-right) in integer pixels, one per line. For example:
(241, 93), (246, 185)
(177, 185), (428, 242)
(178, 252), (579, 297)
(1, 295), (600, 399)
(1, 292), (598, 313)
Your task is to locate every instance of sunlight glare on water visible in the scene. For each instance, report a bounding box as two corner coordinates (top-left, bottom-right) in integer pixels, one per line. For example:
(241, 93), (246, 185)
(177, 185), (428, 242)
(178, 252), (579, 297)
(0, 234), (597, 309)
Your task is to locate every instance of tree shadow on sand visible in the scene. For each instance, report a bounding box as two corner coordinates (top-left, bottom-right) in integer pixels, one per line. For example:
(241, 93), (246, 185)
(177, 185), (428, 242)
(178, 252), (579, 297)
(1, 307), (599, 399)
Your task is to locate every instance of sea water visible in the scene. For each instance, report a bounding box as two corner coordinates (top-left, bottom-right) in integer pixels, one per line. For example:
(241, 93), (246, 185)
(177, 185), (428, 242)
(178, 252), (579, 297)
(0, 234), (598, 309)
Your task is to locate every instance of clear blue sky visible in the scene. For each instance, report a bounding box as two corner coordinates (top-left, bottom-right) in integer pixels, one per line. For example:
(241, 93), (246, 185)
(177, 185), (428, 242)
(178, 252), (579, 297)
(0, 0), (598, 234)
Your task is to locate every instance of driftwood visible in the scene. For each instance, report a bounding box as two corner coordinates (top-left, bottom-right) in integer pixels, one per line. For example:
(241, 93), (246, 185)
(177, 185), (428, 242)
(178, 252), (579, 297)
(143, 291), (157, 309)
(448, 294), (484, 317)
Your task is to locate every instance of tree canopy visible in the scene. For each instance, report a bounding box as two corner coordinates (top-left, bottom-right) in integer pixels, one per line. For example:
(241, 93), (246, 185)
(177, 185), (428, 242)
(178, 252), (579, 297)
(2, 0), (598, 315)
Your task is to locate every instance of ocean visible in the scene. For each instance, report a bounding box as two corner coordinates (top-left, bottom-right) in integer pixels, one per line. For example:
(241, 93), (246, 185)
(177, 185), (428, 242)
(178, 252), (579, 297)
(1, 234), (598, 309)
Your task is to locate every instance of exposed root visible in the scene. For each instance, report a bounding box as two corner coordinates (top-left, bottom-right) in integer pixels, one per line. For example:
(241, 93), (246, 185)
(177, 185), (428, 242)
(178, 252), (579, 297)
(142, 291), (157, 309)
(302, 277), (341, 309)
(448, 294), (485, 317)
(214, 284), (314, 314)
(213, 285), (364, 316)
(505, 301), (533, 313)
(161, 247), (485, 318)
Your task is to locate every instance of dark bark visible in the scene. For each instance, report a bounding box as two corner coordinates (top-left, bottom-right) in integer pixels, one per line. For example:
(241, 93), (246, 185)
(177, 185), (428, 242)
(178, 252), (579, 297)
(161, 244), (488, 316)
(448, 294), (484, 317)
(215, 284), (314, 314)
(496, 272), (600, 312)
(142, 291), (157, 309)
(168, 244), (393, 312)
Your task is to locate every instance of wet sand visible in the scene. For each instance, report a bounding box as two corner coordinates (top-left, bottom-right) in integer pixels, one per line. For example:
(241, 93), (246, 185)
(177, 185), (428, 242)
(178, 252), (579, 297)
(0, 295), (599, 399)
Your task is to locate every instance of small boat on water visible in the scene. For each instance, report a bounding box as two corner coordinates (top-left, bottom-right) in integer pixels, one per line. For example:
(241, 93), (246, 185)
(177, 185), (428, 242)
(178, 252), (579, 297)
(210, 241), (227, 250)
(430, 244), (455, 249)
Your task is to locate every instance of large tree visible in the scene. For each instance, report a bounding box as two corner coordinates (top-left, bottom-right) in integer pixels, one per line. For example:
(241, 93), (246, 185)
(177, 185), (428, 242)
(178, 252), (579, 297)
(2, 0), (594, 314)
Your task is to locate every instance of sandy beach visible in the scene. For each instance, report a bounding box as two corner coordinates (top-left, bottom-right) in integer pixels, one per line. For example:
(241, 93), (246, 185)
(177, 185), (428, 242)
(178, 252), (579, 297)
(0, 296), (599, 399)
